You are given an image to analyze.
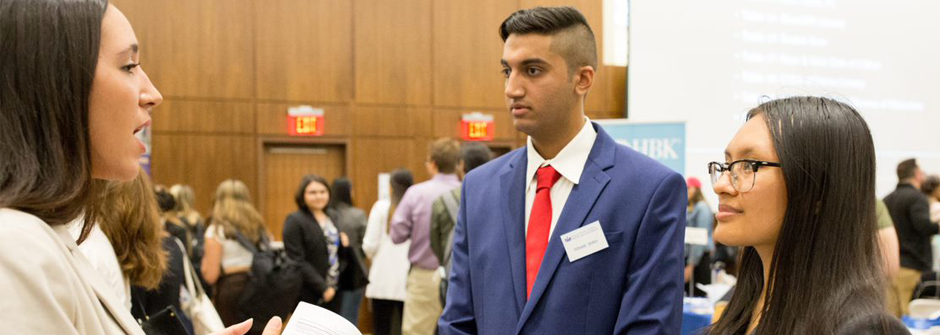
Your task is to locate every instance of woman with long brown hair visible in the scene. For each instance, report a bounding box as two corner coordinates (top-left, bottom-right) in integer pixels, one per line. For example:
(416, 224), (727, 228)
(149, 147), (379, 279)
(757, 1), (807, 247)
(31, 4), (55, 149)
(80, 170), (169, 313)
(202, 179), (269, 328)
(0, 0), (279, 332)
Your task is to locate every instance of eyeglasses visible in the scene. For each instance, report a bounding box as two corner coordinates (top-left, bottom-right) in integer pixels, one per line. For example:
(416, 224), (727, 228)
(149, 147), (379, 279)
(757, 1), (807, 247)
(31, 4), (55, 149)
(708, 160), (782, 193)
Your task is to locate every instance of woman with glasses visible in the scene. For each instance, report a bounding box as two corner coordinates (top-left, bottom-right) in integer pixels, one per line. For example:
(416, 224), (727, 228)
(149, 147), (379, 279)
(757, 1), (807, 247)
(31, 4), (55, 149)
(706, 97), (909, 334)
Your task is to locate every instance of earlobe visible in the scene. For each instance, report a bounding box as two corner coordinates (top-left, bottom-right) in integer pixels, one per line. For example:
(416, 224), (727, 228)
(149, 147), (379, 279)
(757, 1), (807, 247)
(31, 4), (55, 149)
(575, 66), (595, 95)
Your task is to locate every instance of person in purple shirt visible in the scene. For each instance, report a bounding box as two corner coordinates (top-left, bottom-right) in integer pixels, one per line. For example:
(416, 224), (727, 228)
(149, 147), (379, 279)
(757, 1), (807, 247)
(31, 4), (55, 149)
(391, 138), (463, 335)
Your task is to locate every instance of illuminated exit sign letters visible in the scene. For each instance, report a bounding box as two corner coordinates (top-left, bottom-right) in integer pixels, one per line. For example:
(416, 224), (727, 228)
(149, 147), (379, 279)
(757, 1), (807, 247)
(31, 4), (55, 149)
(460, 112), (494, 141)
(287, 105), (325, 136)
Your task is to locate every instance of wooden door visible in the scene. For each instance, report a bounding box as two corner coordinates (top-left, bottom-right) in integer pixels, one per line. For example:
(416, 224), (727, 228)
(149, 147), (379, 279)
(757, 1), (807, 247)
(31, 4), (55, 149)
(262, 144), (346, 241)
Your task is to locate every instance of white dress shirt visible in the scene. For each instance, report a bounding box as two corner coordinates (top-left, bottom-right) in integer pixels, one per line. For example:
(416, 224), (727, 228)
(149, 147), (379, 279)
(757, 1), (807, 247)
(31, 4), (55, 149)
(68, 220), (132, 311)
(524, 118), (597, 237)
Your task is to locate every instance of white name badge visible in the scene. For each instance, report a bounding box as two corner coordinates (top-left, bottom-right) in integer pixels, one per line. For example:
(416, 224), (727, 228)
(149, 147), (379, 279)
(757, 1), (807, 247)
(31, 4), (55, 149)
(560, 221), (609, 262)
(685, 227), (709, 246)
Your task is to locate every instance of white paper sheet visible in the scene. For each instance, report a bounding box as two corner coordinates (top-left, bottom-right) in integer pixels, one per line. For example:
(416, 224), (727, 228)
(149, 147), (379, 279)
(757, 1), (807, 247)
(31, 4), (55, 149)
(282, 301), (362, 335)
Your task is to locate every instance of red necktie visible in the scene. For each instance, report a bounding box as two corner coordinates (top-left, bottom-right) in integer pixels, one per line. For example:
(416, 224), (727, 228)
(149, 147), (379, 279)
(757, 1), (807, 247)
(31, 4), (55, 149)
(526, 165), (562, 299)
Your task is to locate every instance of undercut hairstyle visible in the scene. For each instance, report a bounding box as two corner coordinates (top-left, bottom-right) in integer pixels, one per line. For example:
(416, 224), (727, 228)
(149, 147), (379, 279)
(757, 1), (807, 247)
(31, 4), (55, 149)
(461, 142), (493, 174)
(710, 97), (891, 334)
(897, 158), (918, 181)
(429, 138), (462, 174)
(499, 6), (598, 76)
(0, 0), (109, 242)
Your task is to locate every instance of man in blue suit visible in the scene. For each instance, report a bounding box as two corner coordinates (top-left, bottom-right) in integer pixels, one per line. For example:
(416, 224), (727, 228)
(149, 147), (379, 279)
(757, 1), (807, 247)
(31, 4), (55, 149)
(438, 6), (687, 334)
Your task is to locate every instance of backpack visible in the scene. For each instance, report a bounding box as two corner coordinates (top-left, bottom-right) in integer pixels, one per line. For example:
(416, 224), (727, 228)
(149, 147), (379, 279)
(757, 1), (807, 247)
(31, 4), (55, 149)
(233, 231), (304, 333)
(438, 189), (460, 306)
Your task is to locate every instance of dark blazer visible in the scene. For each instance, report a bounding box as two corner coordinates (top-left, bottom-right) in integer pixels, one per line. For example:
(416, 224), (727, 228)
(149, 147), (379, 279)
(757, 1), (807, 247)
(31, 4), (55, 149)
(282, 210), (349, 304)
(332, 204), (370, 290)
(884, 183), (939, 272)
(439, 123), (687, 335)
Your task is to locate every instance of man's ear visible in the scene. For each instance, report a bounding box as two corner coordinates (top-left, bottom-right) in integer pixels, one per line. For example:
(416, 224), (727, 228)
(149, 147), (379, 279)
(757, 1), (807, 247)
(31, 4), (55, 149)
(574, 66), (595, 96)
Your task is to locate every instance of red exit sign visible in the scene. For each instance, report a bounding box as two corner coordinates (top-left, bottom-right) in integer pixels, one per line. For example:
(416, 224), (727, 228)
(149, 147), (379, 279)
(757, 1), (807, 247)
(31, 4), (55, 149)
(287, 106), (325, 136)
(460, 112), (494, 141)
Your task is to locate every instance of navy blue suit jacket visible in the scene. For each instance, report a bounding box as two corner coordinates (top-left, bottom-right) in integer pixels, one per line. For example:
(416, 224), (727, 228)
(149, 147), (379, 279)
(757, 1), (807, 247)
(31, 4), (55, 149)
(439, 123), (687, 334)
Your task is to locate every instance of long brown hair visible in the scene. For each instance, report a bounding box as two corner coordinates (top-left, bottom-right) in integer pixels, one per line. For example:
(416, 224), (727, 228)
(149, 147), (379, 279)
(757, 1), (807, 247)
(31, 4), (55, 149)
(210, 179), (265, 243)
(0, 0), (109, 242)
(387, 169), (414, 232)
(95, 171), (167, 289)
(170, 184), (202, 226)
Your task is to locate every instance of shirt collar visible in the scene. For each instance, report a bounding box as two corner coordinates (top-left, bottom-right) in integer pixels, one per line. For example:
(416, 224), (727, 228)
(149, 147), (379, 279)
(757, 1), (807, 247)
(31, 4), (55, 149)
(432, 173), (460, 183)
(525, 117), (597, 189)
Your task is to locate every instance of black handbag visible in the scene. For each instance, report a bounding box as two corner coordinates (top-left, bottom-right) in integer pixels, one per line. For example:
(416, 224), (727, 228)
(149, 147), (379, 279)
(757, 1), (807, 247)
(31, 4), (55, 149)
(132, 290), (190, 335)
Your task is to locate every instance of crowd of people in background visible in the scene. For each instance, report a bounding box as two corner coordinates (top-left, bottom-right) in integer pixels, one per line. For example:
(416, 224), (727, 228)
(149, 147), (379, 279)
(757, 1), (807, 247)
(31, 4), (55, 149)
(1, 1), (935, 334)
(57, 139), (496, 335)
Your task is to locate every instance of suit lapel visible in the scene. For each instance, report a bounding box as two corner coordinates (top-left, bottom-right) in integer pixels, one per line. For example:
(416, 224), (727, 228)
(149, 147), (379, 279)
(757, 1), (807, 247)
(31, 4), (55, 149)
(516, 124), (616, 333)
(55, 226), (144, 335)
(499, 150), (529, 316)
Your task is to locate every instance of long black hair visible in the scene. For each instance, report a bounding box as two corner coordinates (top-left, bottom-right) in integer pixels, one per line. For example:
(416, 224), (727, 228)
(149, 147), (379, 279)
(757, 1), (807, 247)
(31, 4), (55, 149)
(389, 169), (414, 206)
(710, 96), (886, 334)
(0, 0), (108, 240)
(330, 177), (354, 208)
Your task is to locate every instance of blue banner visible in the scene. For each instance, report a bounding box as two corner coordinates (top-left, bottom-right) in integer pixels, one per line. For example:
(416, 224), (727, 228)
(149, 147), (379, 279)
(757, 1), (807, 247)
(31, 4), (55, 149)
(595, 120), (686, 175)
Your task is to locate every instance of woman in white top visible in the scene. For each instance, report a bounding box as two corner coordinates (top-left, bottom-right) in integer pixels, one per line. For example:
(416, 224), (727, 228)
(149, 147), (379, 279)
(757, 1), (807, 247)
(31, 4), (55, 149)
(363, 169), (415, 335)
(202, 179), (269, 330)
(0, 1), (281, 332)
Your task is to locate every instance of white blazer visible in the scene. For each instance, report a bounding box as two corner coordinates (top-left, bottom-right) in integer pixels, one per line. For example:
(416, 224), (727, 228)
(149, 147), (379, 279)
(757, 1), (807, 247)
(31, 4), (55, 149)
(0, 209), (144, 334)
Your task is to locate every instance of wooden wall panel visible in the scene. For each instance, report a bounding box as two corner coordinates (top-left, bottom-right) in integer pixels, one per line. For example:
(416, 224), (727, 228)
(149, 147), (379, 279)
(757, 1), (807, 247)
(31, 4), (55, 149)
(255, 0), (354, 102)
(256, 103), (353, 137)
(111, 0), (255, 99)
(353, 107), (432, 138)
(150, 134), (258, 215)
(118, 0), (626, 232)
(433, 0), (518, 109)
(151, 100), (255, 134)
(432, 109), (517, 142)
(351, 138), (431, 213)
(354, 0), (433, 106)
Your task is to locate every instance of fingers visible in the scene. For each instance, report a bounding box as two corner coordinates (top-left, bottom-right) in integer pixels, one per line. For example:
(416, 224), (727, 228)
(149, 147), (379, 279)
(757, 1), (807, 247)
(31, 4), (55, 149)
(212, 318), (253, 335)
(262, 316), (284, 335)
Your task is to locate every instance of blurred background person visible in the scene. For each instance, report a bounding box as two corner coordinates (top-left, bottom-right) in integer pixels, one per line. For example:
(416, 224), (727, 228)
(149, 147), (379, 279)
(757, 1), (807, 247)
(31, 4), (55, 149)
(885, 159), (940, 316)
(331, 177), (370, 325)
(364, 169), (415, 335)
(684, 176), (714, 297)
(430, 142), (492, 307)
(133, 186), (194, 333)
(171, 184), (208, 285)
(876, 199), (902, 311)
(202, 179), (269, 328)
(283, 175), (351, 314)
(391, 138), (462, 335)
